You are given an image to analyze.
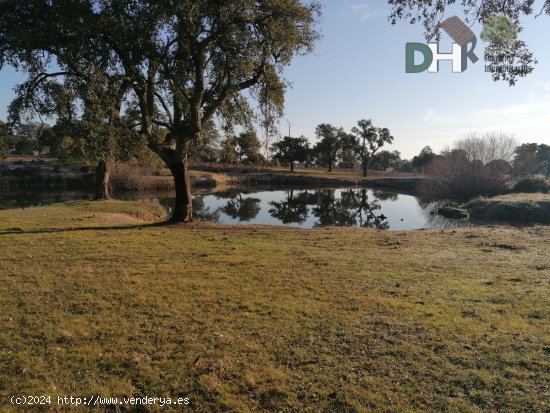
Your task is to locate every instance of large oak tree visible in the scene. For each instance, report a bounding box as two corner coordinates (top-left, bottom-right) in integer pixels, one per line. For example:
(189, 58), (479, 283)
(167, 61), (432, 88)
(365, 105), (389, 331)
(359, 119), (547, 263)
(0, 0), (320, 222)
(350, 119), (394, 178)
(272, 135), (310, 172)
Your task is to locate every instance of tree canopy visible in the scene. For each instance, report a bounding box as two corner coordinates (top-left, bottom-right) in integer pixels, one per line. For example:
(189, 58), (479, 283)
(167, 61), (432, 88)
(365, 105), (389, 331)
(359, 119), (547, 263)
(234, 131), (263, 164)
(314, 124), (348, 172)
(0, 0), (321, 221)
(350, 119), (394, 177)
(412, 146), (436, 172)
(513, 143), (550, 177)
(272, 136), (310, 172)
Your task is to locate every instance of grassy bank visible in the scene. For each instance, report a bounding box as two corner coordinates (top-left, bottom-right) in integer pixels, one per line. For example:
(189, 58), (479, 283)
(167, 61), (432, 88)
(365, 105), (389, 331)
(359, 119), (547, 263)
(1, 158), (424, 194)
(466, 193), (550, 224)
(193, 165), (423, 193)
(0, 201), (548, 412)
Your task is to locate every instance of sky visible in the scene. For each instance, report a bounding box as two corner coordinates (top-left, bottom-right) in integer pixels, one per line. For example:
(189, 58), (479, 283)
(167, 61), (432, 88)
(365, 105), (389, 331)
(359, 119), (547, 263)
(0, 0), (549, 159)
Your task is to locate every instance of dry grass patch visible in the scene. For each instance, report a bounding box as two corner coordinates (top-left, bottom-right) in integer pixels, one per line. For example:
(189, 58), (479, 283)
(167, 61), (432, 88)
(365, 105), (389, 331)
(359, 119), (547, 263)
(0, 201), (548, 412)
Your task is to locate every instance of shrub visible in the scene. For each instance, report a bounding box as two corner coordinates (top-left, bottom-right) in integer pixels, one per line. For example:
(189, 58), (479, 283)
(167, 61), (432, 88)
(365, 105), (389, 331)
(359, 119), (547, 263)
(512, 175), (550, 193)
(421, 133), (517, 200)
(110, 162), (171, 191)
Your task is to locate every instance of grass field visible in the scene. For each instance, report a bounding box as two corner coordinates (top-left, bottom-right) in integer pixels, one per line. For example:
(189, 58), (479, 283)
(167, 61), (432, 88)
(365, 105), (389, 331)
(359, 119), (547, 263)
(0, 201), (548, 412)
(267, 166), (418, 179)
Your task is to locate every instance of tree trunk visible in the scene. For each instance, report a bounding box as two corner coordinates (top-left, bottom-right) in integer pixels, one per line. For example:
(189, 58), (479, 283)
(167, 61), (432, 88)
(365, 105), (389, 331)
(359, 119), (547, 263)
(290, 160), (295, 172)
(362, 161), (368, 178)
(94, 159), (111, 200)
(169, 157), (193, 223)
(328, 161), (332, 173)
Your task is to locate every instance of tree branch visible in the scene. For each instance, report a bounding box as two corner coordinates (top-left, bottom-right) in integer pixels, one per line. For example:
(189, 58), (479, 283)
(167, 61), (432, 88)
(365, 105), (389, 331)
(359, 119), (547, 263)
(155, 91), (174, 126)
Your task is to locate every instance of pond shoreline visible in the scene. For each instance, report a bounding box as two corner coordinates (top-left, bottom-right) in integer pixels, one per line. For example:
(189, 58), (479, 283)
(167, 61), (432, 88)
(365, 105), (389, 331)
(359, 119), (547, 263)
(465, 193), (550, 224)
(0, 158), (424, 194)
(3, 159), (548, 226)
(2, 186), (441, 230)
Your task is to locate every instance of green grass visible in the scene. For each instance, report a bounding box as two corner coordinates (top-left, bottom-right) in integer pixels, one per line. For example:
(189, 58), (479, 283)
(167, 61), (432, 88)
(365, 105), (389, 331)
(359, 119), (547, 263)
(0, 201), (548, 412)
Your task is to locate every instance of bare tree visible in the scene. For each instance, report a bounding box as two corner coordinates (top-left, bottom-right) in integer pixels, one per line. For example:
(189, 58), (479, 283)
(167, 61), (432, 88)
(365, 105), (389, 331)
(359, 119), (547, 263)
(455, 132), (518, 164)
(422, 132), (518, 200)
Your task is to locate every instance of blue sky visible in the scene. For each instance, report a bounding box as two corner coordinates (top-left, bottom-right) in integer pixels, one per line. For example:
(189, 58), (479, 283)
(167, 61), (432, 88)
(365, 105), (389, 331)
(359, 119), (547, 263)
(1, 0), (549, 158)
(283, 0), (550, 157)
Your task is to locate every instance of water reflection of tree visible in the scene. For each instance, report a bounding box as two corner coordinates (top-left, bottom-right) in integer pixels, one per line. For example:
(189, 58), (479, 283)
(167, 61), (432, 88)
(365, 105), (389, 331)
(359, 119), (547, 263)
(311, 190), (358, 227)
(267, 188), (391, 229)
(316, 189), (389, 229)
(268, 190), (311, 224)
(353, 189), (390, 229)
(193, 196), (221, 222)
(156, 196), (222, 222)
(372, 190), (398, 202)
(0, 191), (89, 210)
(221, 193), (261, 222)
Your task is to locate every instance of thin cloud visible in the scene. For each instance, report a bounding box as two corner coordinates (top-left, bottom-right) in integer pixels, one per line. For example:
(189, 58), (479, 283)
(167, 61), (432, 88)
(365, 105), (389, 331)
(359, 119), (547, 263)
(396, 98), (550, 156)
(423, 109), (436, 121)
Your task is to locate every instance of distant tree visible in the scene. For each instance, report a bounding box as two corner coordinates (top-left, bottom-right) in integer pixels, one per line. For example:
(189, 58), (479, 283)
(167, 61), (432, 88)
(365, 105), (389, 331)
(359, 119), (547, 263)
(314, 124), (347, 172)
(188, 121), (221, 163)
(0, 121), (17, 155)
(10, 122), (46, 156)
(536, 144), (550, 177)
(350, 119), (394, 177)
(412, 146), (435, 172)
(371, 150), (402, 171)
(272, 136), (310, 172)
(234, 131), (262, 164)
(36, 127), (61, 156)
(219, 138), (239, 164)
(7, 73), (152, 199)
(513, 143), (539, 176)
(397, 159), (415, 173)
(339, 147), (357, 169)
(513, 143), (550, 177)
(457, 132), (517, 164)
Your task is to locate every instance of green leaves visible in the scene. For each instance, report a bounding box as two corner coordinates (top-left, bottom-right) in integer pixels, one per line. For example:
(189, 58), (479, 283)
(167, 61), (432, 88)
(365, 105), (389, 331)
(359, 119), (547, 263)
(481, 15), (519, 48)
(1, 0), (321, 163)
(272, 135), (310, 170)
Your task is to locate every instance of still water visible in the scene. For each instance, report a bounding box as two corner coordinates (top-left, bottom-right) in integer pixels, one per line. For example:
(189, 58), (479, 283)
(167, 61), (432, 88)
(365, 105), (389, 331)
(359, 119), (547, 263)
(0, 188), (467, 230)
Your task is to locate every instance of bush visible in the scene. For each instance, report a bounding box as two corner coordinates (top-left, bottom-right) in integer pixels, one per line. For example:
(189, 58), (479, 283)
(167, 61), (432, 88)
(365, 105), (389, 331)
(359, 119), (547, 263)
(110, 162), (171, 191)
(421, 133), (517, 200)
(512, 175), (550, 193)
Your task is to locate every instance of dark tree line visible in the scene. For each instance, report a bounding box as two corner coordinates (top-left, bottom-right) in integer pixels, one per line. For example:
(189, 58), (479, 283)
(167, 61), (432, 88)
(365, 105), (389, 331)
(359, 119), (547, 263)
(414, 134), (549, 200)
(271, 119), (396, 176)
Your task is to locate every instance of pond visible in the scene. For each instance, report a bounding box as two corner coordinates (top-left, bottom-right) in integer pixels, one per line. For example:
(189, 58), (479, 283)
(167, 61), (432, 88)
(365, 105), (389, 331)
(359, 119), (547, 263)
(0, 187), (470, 230)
